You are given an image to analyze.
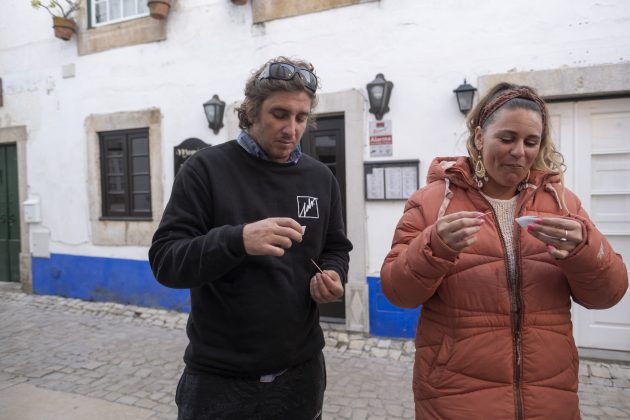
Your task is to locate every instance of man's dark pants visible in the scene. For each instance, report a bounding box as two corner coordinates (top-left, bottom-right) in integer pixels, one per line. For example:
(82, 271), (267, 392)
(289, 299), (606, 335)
(176, 351), (326, 420)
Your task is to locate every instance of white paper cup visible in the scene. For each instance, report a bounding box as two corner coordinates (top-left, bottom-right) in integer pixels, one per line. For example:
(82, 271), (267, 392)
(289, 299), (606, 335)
(515, 216), (538, 228)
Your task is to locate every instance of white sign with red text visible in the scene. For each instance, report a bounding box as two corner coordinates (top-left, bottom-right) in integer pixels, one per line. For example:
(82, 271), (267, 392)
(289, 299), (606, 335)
(369, 120), (392, 157)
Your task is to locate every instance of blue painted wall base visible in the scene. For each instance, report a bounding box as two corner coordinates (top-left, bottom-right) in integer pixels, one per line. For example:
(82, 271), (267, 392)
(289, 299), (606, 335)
(32, 256), (419, 339)
(368, 276), (420, 339)
(32, 253), (190, 312)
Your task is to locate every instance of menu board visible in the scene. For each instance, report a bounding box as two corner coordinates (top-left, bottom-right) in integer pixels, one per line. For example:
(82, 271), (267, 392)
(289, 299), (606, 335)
(364, 160), (419, 201)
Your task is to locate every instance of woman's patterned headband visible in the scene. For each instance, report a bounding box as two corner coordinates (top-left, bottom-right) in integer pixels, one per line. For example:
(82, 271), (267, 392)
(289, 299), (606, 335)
(478, 87), (547, 128)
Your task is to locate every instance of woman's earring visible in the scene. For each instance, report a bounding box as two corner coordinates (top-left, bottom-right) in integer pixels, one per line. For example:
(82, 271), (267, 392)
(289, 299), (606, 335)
(473, 152), (488, 189)
(517, 169), (531, 192)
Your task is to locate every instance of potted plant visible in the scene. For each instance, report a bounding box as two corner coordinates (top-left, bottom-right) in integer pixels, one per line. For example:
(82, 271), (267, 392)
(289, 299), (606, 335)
(31, 0), (80, 41)
(147, 0), (172, 20)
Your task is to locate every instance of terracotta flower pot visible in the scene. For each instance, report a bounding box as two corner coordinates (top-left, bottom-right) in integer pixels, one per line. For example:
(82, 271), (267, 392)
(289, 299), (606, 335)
(52, 16), (77, 41)
(147, 0), (172, 19)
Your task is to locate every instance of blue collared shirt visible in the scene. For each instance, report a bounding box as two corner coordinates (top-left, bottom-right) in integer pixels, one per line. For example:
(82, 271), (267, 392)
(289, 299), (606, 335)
(237, 131), (302, 165)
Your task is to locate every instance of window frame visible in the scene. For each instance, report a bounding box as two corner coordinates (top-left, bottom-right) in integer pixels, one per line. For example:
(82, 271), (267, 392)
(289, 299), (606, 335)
(99, 128), (152, 220)
(252, 0), (379, 23)
(88, 0), (150, 28)
(78, 1), (166, 56)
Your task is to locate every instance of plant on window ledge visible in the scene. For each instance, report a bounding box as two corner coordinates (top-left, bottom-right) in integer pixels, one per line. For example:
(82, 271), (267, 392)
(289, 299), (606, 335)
(31, 0), (80, 41)
(147, 0), (172, 20)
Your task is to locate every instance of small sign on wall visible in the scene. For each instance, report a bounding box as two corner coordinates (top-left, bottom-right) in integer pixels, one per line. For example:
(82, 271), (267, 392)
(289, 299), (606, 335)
(369, 120), (392, 157)
(174, 138), (210, 175)
(364, 160), (419, 200)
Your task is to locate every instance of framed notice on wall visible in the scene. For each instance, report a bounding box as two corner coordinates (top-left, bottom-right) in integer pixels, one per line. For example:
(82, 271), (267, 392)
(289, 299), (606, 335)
(364, 160), (420, 200)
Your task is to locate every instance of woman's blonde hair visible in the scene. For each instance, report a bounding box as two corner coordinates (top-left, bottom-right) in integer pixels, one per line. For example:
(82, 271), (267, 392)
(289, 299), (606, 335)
(465, 82), (566, 184)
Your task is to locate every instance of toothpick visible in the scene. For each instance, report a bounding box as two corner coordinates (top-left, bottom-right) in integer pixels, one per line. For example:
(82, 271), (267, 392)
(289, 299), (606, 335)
(310, 258), (324, 274)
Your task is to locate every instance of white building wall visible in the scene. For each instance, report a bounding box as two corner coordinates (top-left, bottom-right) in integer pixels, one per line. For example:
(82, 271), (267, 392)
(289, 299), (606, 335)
(1, 0), (629, 269)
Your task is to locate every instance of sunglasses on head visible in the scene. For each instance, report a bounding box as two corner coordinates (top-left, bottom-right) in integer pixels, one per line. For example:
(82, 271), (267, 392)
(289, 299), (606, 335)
(258, 62), (318, 92)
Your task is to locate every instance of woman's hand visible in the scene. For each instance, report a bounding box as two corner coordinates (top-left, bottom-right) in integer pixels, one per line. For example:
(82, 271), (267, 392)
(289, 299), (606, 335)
(526, 217), (583, 259)
(436, 211), (486, 252)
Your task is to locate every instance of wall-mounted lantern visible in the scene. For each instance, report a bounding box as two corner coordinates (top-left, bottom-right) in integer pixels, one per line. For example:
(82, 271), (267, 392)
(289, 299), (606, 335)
(453, 79), (477, 115)
(203, 94), (226, 134)
(366, 73), (393, 120)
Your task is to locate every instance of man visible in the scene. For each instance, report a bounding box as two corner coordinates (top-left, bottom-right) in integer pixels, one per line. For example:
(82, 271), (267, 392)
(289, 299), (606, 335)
(149, 57), (353, 419)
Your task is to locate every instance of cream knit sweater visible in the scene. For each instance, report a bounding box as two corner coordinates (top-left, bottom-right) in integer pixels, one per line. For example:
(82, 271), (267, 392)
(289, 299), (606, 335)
(481, 192), (519, 281)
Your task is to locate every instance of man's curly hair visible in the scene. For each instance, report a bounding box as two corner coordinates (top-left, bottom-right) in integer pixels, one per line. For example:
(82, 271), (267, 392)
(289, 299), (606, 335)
(236, 57), (319, 130)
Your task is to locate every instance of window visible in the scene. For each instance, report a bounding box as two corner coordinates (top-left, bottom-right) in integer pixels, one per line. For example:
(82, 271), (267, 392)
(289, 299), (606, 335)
(90, 0), (149, 27)
(99, 128), (151, 219)
(87, 109), (163, 246)
(252, 0), (379, 23)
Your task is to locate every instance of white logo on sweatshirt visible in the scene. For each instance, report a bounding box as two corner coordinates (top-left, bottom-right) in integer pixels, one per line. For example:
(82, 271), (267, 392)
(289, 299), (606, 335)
(297, 196), (319, 219)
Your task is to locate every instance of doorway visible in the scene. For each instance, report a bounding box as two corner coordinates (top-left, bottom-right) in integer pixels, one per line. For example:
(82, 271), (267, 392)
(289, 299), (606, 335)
(0, 144), (20, 282)
(302, 114), (347, 321)
(548, 98), (630, 352)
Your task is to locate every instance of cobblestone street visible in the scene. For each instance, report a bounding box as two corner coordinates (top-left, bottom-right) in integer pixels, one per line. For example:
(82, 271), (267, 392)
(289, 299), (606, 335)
(1, 286), (629, 419)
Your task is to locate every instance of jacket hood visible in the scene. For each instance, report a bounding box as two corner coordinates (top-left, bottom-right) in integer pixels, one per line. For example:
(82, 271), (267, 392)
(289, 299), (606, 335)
(426, 156), (562, 191)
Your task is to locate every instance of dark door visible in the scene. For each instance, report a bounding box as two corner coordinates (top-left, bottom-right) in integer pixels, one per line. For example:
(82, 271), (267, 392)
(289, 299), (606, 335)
(0, 144), (20, 282)
(302, 115), (346, 322)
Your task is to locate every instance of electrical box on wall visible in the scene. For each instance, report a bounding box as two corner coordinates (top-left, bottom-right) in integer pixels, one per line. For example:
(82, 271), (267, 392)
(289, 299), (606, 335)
(23, 197), (41, 223)
(31, 229), (50, 258)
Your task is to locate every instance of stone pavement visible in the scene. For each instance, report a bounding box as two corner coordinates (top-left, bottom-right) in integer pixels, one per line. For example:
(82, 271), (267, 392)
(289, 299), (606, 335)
(0, 285), (629, 420)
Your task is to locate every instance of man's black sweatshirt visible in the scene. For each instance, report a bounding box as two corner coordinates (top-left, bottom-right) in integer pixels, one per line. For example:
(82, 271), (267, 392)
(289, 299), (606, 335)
(149, 140), (353, 377)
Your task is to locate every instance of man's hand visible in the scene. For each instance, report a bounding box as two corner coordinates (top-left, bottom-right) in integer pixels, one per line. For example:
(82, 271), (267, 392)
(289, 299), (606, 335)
(310, 270), (344, 304)
(243, 217), (303, 256)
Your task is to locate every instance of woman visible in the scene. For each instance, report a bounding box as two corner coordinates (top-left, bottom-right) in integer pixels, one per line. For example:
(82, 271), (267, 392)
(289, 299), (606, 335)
(380, 82), (627, 419)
